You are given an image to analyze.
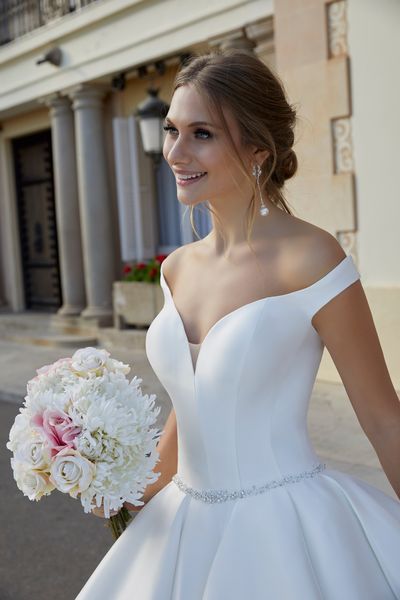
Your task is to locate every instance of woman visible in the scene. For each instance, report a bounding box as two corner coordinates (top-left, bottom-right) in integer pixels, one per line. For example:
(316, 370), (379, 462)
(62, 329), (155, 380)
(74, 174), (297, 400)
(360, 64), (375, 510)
(77, 48), (400, 599)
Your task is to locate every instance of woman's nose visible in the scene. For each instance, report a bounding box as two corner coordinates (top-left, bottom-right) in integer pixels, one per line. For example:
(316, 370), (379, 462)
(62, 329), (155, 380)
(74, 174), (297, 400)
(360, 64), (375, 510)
(165, 135), (190, 165)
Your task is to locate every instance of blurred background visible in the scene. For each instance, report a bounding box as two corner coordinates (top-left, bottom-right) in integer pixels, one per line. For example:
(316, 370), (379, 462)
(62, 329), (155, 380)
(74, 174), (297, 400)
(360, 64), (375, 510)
(0, 0), (399, 598)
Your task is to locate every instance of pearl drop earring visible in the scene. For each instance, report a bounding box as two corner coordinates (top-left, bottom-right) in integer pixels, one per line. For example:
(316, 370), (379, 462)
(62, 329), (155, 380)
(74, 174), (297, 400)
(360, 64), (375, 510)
(252, 164), (269, 216)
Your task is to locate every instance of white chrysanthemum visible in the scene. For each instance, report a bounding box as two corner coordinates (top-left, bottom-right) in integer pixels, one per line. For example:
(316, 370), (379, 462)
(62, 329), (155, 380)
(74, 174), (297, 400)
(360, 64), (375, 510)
(73, 429), (103, 460)
(79, 431), (162, 518)
(67, 371), (162, 517)
(27, 357), (75, 397)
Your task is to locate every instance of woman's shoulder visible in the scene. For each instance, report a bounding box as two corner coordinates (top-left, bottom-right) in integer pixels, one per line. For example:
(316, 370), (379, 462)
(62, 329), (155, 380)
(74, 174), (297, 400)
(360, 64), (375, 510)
(280, 214), (347, 291)
(282, 216), (361, 321)
(160, 247), (184, 287)
(160, 242), (199, 288)
(160, 237), (211, 284)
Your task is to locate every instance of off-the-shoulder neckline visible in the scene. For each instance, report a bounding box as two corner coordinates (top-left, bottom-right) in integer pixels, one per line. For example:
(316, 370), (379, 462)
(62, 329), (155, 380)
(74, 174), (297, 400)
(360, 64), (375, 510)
(160, 254), (354, 304)
(159, 254), (356, 355)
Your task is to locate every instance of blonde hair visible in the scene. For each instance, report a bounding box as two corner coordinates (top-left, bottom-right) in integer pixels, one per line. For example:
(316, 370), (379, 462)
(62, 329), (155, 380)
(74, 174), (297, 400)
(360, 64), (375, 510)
(170, 48), (299, 256)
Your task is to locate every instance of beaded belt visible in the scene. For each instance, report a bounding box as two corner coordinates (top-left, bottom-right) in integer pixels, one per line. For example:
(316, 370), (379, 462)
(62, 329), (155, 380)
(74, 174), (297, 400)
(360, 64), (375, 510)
(172, 462), (326, 504)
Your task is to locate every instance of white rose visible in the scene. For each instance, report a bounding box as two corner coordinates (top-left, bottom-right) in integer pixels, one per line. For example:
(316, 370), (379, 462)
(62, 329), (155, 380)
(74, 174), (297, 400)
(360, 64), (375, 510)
(49, 448), (95, 497)
(11, 458), (55, 501)
(105, 357), (130, 376)
(71, 347), (110, 376)
(15, 434), (52, 471)
(6, 411), (31, 453)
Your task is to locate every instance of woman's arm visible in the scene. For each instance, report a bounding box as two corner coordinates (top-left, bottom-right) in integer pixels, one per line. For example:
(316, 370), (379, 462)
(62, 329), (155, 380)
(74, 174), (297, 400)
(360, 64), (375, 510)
(312, 245), (400, 500)
(124, 407), (178, 510)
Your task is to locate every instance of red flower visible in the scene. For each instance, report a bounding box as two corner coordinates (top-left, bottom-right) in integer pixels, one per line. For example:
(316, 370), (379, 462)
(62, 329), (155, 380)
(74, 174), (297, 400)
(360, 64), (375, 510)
(136, 263), (147, 270)
(123, 265), (132, 274)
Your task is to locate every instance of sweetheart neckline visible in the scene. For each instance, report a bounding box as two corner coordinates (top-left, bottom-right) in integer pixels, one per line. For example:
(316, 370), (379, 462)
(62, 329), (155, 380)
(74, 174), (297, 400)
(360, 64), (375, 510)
(159, 255), (352, 378)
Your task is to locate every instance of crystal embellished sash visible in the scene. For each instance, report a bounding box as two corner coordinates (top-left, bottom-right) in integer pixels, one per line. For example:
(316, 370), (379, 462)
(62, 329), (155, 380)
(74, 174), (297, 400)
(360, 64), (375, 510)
(172, 462), (327, 504)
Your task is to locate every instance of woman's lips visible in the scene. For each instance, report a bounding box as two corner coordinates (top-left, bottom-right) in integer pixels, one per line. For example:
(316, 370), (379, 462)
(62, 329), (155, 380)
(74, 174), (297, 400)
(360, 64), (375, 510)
(176, 173), (207, 186)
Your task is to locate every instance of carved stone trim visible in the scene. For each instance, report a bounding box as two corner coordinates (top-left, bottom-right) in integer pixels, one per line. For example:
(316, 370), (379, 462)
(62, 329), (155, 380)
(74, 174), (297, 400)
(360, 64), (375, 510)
(337, 231), (358, 267)
(327, 0), (348, 58)
(332, 117), (354, 173)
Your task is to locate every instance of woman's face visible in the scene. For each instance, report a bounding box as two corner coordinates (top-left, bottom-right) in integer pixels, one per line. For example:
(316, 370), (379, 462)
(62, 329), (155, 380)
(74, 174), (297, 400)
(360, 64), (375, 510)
(162, 84), (254, 210)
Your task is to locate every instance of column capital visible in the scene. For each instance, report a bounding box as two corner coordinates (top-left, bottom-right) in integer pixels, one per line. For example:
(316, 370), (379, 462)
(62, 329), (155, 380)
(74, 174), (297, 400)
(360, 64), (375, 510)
(208, 28), (256, 54)
(246, 16), (274, 59)
(41, 94), (73, 119)
(67, 83), (110, 110)
(38, 92), (70, 109)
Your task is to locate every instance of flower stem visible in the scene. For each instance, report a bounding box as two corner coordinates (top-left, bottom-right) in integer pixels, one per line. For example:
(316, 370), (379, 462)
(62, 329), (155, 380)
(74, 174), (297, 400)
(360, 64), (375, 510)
(107, 506), (133, 540)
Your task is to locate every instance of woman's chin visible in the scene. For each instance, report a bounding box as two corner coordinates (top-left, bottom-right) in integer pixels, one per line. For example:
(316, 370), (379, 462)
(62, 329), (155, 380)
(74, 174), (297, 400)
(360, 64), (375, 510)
(178, 198), (205, 208)
(177, 192), (208, 207)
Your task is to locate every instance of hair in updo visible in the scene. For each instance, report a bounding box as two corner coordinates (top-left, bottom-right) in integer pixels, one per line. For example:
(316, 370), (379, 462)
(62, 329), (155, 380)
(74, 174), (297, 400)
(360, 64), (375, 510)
(170, 47), (299, 249)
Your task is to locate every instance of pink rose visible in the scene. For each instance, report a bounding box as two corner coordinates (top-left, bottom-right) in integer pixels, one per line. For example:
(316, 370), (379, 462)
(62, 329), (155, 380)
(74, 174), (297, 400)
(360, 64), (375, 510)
(31, 408), (81, 457)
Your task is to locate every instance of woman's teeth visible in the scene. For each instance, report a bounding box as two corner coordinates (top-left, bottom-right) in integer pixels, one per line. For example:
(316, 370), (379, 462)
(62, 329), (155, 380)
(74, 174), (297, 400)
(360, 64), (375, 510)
(176, 172), (207, 185)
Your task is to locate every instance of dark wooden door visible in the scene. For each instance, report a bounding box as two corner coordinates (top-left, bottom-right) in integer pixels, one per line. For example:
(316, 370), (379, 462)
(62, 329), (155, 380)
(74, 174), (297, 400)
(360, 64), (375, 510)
(12, 130), (62, 311)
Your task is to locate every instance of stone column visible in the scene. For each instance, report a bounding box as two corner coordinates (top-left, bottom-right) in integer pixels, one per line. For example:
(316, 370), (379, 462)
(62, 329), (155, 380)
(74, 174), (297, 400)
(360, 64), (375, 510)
(0, 258), (5, 308)
(68, 84), (115, 320)
(46, 94), (86, 316)
(0, 241), (5, 307)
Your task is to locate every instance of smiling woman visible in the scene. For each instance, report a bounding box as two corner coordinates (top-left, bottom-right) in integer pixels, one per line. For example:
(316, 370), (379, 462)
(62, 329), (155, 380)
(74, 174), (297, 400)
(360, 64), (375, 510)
(75, 48), (400, 600)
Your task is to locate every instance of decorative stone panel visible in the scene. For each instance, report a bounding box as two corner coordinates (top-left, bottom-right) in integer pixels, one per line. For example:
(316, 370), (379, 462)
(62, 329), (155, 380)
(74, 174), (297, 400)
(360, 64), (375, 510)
(274, 0), (357, 262)
(332, 116), (354, 174)
(337, 230), (358, 265)
(327, 0), (348, 58)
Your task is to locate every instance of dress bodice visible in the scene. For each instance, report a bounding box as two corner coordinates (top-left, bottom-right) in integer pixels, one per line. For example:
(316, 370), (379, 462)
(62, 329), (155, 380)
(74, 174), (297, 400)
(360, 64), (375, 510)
(77, 253), (400, 600)
(145, 255), (361, 493)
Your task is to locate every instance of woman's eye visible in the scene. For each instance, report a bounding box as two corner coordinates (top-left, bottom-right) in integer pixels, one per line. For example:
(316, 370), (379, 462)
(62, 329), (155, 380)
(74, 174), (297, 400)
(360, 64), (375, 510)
(195, 129), (212, 139)
(163, 125), (177, 134)
(162, 125), (212, 139)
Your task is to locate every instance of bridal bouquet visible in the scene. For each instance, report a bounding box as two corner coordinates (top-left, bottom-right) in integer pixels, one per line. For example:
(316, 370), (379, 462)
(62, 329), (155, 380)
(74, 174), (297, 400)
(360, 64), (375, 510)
(6, 347), (163, 540)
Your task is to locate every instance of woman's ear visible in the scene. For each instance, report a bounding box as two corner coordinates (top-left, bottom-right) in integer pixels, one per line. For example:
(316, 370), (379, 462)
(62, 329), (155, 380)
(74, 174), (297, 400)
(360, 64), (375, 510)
(246, 146), (269, 171)
(253, 148), (270, 166)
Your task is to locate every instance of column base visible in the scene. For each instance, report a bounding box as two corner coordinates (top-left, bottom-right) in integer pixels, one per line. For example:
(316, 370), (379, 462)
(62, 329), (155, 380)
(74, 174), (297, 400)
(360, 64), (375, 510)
(57, 304), (85, 317)
(81, 305), (113, 327)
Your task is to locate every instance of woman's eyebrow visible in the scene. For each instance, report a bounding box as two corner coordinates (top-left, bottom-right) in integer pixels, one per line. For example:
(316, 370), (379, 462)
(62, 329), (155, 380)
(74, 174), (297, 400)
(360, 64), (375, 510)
(164, 117), (220, 129)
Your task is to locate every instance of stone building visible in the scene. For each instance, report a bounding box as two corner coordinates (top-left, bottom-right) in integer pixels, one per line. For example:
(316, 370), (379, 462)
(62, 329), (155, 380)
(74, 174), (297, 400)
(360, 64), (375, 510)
(0, 0), (399, 386)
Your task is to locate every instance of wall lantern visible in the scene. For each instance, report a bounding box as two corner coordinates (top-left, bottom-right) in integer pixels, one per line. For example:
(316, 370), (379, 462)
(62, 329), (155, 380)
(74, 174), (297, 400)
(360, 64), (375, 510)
(135, 87), (169, 165)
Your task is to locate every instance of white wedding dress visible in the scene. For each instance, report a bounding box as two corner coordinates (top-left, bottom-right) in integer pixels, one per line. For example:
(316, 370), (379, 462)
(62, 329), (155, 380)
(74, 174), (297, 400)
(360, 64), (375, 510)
(76, 254), (400, 599)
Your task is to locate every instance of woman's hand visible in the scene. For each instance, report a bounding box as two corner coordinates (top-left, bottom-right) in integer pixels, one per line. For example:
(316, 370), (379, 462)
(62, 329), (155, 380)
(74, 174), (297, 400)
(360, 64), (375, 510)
(123, 499), (147, 513)
(90, 501), (120, 519)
